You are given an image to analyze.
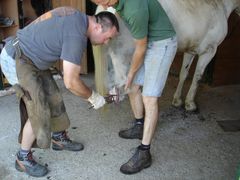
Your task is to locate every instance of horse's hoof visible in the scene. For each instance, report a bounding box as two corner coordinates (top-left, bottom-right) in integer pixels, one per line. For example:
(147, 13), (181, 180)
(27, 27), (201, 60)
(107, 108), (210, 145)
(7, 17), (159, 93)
(185, 102), (198, 112)
(172, 98), (183, 107)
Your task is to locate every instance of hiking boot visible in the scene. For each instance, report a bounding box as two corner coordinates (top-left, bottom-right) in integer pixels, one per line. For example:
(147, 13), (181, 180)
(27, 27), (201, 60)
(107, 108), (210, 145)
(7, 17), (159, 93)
(120, 146), (152, 174)
(52, 131), (84, 151)
(15, 151), (48, 177)
(119, 123), (143, 139)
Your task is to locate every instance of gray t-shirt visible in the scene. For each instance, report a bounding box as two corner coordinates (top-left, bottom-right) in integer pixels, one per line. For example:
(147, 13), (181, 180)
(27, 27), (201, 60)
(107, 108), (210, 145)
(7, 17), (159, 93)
(17, 7), (88, 70)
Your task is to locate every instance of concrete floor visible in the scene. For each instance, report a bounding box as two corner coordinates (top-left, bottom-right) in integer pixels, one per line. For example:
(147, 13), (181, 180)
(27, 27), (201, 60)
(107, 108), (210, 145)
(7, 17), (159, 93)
(0, 73), (240, 180)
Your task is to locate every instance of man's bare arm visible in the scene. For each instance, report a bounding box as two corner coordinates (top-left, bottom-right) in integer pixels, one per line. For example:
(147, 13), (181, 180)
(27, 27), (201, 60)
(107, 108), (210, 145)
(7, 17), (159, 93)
(63, 60), (91, 99)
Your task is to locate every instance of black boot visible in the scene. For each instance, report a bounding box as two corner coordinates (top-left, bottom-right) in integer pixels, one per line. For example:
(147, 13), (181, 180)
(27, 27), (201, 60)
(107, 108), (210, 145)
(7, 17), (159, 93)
(119, 123), (143, 139)
(120, 146), (152, 174)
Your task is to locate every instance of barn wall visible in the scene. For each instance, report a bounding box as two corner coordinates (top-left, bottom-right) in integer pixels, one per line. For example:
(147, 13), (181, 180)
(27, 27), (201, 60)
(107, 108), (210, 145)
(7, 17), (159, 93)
(212, 12), (240, 86)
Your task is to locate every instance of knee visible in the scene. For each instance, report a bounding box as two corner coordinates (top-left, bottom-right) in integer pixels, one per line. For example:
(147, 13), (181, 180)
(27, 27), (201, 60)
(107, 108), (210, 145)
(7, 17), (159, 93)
(129, 84), (141, 94)
(142, 96), (158, 106)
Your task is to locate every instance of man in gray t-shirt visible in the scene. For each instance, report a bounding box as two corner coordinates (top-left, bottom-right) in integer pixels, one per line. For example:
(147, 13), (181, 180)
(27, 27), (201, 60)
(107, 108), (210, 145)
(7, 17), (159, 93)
(3, 7), (119, 177)
(18, 7), (89, 70)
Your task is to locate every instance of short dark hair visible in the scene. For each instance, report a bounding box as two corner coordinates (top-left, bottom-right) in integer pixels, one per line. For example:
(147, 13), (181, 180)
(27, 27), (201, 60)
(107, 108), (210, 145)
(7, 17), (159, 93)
(95, 11), (119, 32)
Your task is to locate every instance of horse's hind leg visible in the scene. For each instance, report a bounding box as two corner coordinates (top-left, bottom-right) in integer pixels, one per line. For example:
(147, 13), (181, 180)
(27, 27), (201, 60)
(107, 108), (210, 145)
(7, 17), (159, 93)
(172, 53), (195, 107)
(185, 47), (217, 111)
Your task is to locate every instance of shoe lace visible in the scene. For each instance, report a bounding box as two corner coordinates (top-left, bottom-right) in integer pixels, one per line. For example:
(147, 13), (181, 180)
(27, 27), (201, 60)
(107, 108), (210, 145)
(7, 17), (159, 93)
(130, 148), (140, 164)
(128, 121), (136, 126)
(26, 151), (37, 166)
(60, 131), (72, 143)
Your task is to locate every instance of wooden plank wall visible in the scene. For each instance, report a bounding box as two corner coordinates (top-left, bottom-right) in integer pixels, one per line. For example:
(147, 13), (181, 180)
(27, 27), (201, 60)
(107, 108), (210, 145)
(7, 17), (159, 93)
(52, 0), (86, 12)
(0, 0), (19, 38)
(212, 12), (240, 86)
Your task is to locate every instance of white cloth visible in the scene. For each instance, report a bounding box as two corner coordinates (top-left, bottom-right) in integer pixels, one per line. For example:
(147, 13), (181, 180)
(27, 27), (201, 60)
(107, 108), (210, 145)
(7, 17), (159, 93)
(0, 47), (18, 85)
(88, 90), (106, 109)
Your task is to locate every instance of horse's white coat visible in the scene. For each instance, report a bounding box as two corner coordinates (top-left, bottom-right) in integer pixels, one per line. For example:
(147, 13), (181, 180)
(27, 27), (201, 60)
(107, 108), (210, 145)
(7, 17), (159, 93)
(94, 0), (240, 111)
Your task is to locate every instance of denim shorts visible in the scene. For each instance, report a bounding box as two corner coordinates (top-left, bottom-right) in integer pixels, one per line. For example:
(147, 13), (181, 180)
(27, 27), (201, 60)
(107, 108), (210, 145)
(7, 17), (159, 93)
(0, 47), (18, 85)
(133, 36), (177, 97)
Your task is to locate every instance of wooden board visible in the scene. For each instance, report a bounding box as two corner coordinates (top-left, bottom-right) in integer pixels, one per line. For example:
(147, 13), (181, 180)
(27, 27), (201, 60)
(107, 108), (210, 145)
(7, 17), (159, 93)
(0, 0), (19, 39)
(52, 0), (86, 12)
(0, 0), (19, 89)
(212, 12), (240, 86)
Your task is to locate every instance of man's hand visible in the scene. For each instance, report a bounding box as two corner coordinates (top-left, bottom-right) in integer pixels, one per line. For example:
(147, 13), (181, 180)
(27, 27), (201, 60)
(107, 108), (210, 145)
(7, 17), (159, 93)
(124, 71), (135, 90)
(124, 37), (147, 90)
(88, 90), (106, 109)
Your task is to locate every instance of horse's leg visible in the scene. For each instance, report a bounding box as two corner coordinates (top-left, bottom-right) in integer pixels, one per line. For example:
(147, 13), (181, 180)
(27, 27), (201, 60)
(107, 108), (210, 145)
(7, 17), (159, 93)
(172, 53), (195, 107)
(185, 47), (217, 111)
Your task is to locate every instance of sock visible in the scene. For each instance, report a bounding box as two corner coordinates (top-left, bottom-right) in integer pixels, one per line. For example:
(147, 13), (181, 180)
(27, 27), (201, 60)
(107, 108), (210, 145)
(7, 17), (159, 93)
(139, 143), (150, 151)
(19, 148), (30, 158)
(52, 131), (65, 138)
(135, 117), (144, 125)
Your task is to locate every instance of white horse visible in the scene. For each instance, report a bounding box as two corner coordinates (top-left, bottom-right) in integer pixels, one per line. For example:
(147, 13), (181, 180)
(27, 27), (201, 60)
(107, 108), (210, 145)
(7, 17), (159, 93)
(94, 0), (240, 111)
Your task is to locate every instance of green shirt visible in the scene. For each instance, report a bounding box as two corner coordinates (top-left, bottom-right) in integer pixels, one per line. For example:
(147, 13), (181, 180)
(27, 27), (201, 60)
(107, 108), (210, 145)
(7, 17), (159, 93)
(115, 0), (176, 42)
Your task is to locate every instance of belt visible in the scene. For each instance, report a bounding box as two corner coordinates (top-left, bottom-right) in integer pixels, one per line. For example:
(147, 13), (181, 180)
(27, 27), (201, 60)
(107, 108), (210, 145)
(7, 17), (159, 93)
(12, 37), (35, 66)
(12, 37), (21, 57)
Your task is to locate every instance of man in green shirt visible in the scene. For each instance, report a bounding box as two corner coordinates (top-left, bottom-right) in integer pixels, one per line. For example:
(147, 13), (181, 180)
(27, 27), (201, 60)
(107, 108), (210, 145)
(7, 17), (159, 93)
(92, 0), (177, 174)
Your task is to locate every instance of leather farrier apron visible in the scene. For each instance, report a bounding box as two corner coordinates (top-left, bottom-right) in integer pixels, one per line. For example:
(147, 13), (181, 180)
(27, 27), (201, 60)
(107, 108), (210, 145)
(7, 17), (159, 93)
(12, 37), (70, 148)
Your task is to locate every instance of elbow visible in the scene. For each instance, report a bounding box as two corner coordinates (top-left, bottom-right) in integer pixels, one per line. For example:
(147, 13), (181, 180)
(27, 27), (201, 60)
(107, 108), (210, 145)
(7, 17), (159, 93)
(64, 78), (74, 91)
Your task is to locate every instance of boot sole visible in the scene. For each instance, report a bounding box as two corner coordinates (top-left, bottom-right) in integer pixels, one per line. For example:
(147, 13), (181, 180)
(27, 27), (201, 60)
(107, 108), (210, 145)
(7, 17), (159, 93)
(119, 134), (143, 140)
(119, 136), (142, 140)
(15, 161), (24, 172)
(120, 161), (152, 175)
(51, 140), (84, 151)
(52, 145), (84, 151)
(15, 160), (48, 177)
